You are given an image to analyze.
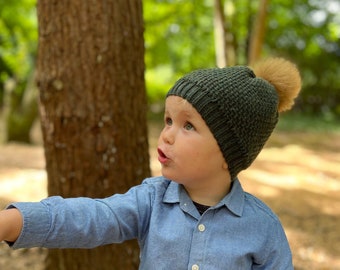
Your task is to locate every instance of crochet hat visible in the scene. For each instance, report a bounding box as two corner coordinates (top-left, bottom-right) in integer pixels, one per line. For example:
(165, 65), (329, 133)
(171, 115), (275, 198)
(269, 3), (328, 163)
(167, 58), (301, 180)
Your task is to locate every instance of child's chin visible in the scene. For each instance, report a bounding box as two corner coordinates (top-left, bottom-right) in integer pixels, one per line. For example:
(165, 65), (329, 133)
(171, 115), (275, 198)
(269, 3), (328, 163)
(161, 170), (180, 182)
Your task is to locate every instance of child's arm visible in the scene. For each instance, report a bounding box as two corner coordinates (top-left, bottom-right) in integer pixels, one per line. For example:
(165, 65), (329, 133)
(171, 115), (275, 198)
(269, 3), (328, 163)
(0, 180), (155, 249)
(0, 208), (23, 242)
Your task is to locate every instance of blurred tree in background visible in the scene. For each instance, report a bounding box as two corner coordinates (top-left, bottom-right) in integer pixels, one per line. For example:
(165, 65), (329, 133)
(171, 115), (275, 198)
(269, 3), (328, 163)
(265, 0), (340, 116)
(0, 0), (38, 142)
(0, 0), (339, 143)
(144, 0), (340, 119)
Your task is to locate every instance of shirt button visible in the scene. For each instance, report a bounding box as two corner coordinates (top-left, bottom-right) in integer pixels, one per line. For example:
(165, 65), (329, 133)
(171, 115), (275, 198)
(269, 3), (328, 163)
(198, 224), (205, 232)
(192, 264), (199, 270)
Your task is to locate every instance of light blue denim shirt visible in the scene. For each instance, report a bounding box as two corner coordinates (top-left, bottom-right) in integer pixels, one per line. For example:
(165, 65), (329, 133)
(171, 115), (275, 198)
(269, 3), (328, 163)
(9, 176), (293, 269)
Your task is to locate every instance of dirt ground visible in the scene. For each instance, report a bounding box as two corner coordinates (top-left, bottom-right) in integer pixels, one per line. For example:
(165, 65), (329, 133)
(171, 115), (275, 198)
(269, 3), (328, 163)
(0, 125), (339, 270)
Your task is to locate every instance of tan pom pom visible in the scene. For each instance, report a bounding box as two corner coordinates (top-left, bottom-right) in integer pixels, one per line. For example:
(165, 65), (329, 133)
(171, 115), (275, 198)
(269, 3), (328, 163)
(252, 58), (302, 112)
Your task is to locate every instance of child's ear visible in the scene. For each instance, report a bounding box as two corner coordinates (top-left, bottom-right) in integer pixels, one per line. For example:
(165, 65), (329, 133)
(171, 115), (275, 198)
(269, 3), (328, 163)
(222, 162), (228, 170)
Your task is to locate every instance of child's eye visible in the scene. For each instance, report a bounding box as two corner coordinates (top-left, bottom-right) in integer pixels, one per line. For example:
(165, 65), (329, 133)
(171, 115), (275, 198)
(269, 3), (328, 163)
(184, 122), (194, 131)
(165, 117), (172, 126)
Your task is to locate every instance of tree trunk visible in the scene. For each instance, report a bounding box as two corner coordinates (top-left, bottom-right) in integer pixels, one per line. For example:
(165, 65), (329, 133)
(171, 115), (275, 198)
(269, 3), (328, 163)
(36, 1), (150, 269)
(1, 72), (38, 143)
(214, 0), (227, 67)
(213, 0), (236, 67)
(248, 0), (269, 65)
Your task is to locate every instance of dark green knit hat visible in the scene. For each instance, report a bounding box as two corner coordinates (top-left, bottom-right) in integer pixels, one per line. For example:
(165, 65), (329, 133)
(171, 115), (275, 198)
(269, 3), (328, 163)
(166, 59), (301, 180)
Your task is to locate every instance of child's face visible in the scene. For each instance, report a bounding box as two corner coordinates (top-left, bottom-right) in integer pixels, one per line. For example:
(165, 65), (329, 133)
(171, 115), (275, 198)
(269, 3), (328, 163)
(158, 96), (229, 191)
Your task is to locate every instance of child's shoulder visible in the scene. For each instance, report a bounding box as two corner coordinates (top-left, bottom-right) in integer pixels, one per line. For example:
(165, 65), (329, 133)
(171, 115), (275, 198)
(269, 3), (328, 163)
(139, 176), (172, 193)
(142, 176), (171, 186)
(136, 176), (174, 203)
(243, 191), (281, 223)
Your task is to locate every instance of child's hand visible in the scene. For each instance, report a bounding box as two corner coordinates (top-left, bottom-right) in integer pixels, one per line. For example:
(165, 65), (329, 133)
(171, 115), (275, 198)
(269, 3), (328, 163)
(0, 208), (23, 243)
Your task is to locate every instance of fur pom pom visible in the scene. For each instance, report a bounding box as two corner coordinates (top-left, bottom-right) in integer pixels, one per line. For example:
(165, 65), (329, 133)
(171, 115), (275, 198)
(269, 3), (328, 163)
(252, 58), (302, 112)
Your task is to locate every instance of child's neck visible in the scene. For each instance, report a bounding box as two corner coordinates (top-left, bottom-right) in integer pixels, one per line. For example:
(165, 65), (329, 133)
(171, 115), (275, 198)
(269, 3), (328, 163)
(185, 181), (232, 206)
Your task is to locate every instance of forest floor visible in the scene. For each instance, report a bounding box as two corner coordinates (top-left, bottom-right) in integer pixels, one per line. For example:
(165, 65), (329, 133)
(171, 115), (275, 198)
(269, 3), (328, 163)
(0, 123), (339, 270)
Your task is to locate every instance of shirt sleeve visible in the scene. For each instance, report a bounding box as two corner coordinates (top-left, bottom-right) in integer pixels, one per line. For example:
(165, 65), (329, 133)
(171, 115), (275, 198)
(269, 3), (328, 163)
(242, 192), (294, 270)
(8, 183), (154, 249)
(253, 218), (293, 270)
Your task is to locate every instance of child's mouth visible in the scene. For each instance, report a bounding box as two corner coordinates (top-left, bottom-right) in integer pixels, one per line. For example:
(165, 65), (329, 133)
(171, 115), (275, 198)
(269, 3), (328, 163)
(157, 148), (169, 164)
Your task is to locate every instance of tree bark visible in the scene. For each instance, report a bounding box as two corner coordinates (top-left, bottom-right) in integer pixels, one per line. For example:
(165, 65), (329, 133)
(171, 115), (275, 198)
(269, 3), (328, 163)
(36, 0), (149, 269)
(248, 0), (269, 65)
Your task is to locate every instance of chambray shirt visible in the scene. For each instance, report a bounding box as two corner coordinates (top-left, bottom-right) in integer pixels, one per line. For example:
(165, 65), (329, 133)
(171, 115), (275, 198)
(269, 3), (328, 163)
(9, 176), (293, 269)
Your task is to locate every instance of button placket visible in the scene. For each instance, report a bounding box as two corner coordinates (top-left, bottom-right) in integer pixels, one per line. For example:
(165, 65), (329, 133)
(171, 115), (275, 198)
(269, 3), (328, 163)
(188, 214), (210, 269)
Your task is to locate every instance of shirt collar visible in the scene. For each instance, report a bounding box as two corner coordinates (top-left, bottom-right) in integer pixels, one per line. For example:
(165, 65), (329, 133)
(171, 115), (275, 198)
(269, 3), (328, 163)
(163, 180), (183, 203)
(162, 178), (245, 217)
(217, 179), (244, 217)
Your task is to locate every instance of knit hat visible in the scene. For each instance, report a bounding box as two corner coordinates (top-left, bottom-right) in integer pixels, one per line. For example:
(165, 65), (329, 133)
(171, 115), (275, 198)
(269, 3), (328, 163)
(166, 58), (301, 180)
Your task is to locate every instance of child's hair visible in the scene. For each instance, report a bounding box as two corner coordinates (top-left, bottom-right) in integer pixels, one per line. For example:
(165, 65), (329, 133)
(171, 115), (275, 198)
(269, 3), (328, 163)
(167, 58), (301, 180)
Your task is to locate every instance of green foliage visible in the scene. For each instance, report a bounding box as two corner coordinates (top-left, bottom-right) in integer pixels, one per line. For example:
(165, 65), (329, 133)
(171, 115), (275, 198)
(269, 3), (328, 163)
(144, 0), (340, 117)
(277, 112), (340, 133)
(144, 0), (216, 103)
(0, 0), (37, 105)
(0, 0), (38, 143)
(1, 0), (340, 136)
(266, 0), (340, 116)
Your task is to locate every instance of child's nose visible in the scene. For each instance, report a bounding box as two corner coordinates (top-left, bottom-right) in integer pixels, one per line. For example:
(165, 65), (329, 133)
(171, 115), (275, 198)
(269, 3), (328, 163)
(161, 126), (175, 145)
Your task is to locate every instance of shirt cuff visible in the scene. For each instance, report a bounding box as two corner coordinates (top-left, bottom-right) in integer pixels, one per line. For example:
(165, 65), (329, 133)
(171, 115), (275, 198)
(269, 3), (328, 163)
(6, 202), (51, 249)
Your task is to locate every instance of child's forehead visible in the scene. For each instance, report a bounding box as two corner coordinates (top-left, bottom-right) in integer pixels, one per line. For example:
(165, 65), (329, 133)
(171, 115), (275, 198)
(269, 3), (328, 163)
(165, 96), (196, 114)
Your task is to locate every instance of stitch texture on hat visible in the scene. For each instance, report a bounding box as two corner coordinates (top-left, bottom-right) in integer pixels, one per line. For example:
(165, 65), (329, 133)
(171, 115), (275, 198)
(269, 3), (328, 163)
(167, 58), (301, 180)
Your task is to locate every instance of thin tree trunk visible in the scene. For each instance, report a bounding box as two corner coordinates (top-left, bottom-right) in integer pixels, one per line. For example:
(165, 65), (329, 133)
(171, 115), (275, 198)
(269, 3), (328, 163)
(214, 0), (236, 67)
(1, 72), (38, 143)
(214, 0), (227, 67)
(36, 0), (149, 269)
(248, 0), (269, 65)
